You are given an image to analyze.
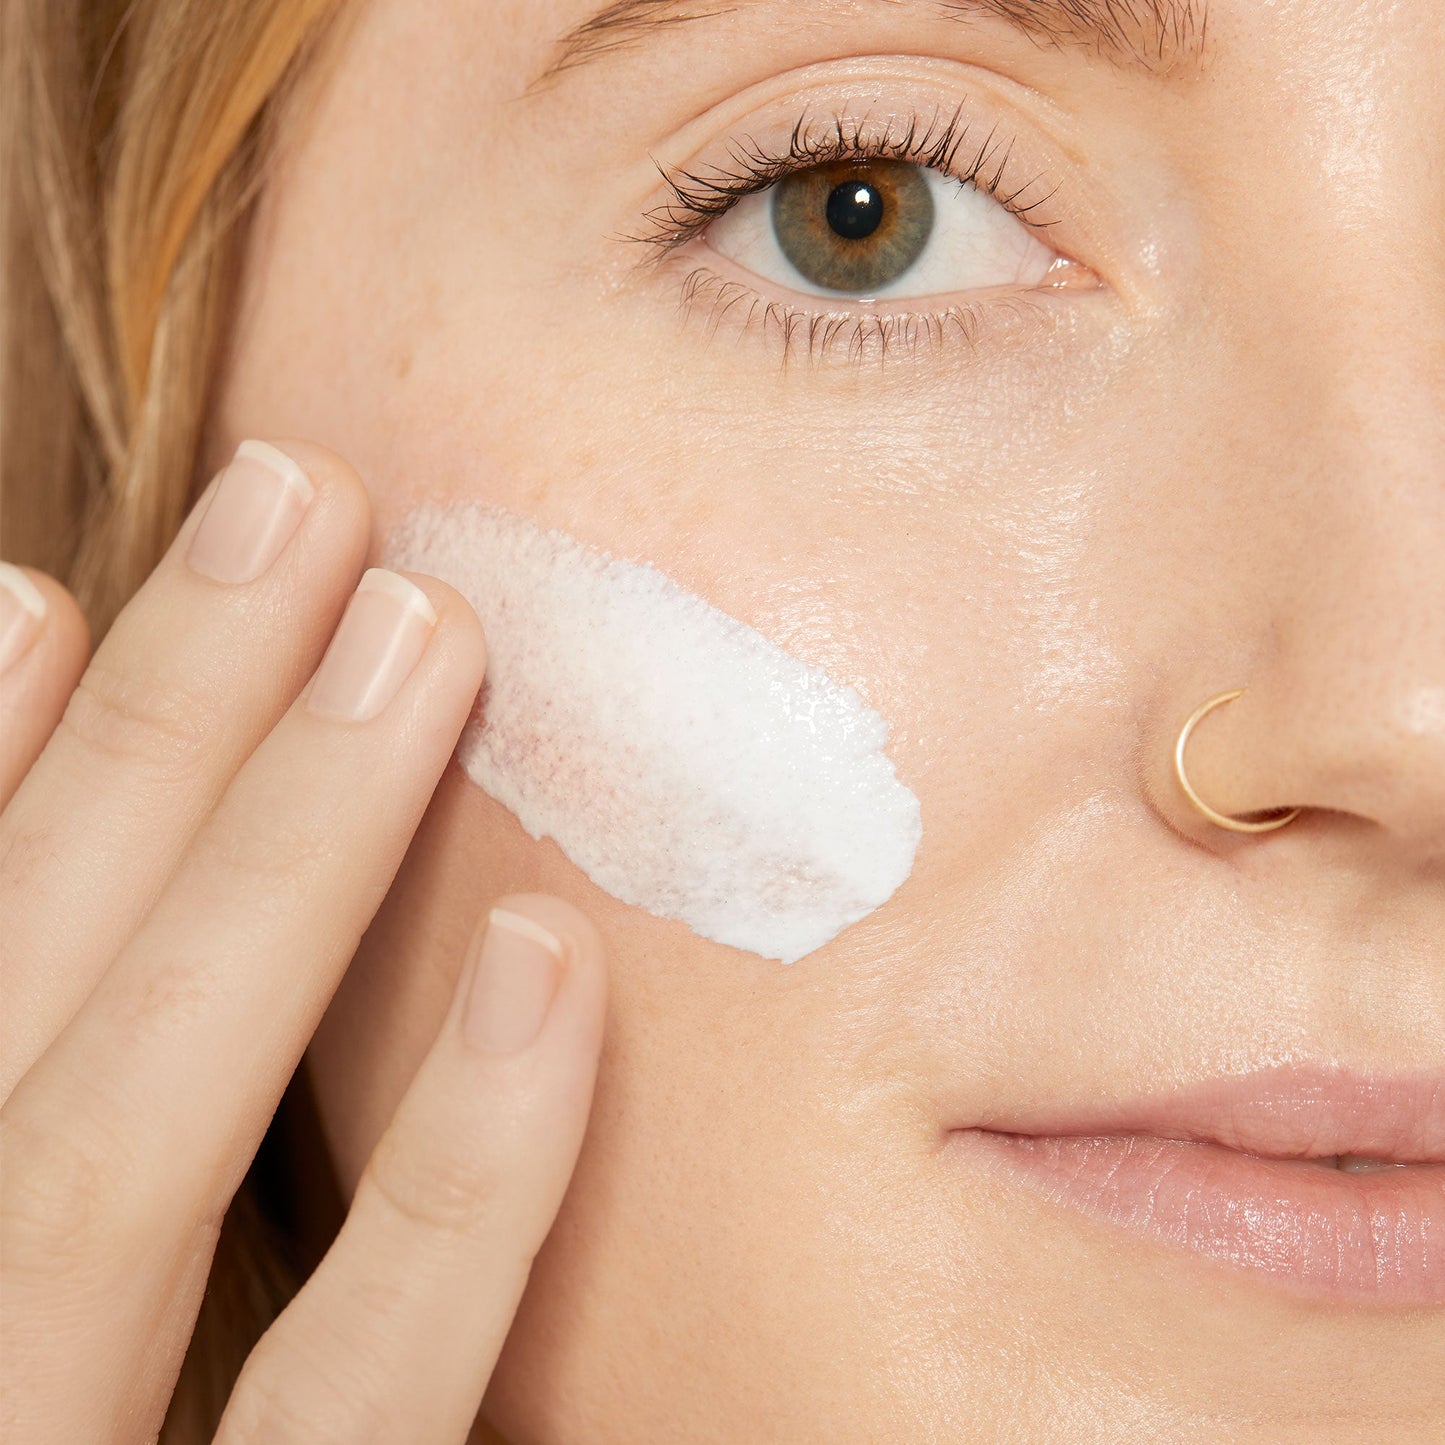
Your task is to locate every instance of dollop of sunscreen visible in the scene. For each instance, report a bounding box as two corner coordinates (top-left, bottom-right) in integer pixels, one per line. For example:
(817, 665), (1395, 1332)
(385, 503), (921, 963)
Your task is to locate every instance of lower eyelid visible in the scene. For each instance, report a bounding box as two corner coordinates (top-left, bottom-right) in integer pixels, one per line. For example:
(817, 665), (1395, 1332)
(667, 258), (1080, 366)
(690, 222), (1099, 311)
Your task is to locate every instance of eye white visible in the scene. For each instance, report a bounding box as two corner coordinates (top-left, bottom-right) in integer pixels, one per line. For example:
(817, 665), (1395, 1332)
(704, 165), (1058, 301)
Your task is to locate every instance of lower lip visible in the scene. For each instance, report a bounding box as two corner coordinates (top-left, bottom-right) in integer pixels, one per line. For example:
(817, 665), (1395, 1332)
(957, 1130), (1445, 1306)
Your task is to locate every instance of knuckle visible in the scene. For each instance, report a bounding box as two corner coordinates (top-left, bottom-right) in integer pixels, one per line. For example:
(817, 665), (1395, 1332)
(107, 950), (220, 1052)
(223, 1335), (370, 1445)
(0, 820), (57, 897)
(222, 1379), (350, 1444)
(360, 1120), (504, 1239)
(190, 808), (339, 910)
(0, 1098), (131, 1280)
(60, 656), (216, 776)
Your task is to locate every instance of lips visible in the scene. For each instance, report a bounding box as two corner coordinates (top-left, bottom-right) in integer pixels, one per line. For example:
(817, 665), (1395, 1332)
(966, 1064), (1445, 1160)
(950, 1065), (1445, 1306)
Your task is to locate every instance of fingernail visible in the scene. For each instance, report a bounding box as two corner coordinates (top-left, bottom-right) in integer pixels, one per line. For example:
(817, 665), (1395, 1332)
(0, 563), (47, 674)
(306, 569), (436, 722)
(186, 439), (314, 584)
(464, 908), (564, 1054)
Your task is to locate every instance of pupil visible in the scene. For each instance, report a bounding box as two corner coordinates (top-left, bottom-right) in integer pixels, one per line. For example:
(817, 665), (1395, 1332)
(825, 181), (884, 241)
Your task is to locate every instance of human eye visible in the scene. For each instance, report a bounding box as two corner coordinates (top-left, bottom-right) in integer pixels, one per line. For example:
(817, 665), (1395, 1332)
(632, 106), (1100, 361)
(708, 122), (1063, 301)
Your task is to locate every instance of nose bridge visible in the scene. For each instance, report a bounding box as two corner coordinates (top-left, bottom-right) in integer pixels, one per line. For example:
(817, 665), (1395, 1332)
(1221, 0), (1445, 387)
(1138, 12), (1445, 859)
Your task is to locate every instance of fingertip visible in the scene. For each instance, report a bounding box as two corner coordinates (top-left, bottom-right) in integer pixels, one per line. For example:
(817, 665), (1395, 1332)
(258, 437), (370, 513)
(174, 438), (375, 628)
(196, 435), (375, 562)
(0, 564), (90, 802)
(489, 892), (605, 974)
(0, 563), (88, 686)
(482, 892), (609, 1053)
(395, 571), (487, 678)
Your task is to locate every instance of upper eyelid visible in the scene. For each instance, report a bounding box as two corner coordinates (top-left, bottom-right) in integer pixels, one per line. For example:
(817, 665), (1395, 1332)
(626, 104), (1068, 262)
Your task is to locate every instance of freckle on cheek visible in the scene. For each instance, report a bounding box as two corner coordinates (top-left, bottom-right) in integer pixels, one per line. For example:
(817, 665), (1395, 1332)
(384, 502), (921, 964)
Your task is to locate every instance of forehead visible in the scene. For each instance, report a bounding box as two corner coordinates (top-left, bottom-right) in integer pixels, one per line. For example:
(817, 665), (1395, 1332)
(372, 0), (1441, 126)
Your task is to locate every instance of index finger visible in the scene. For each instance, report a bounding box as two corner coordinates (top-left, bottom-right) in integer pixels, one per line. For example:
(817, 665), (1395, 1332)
(217, 896), (608, 1445)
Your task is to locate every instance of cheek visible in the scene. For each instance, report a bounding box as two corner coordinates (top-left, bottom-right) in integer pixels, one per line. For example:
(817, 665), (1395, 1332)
(382, 501), (923, 964)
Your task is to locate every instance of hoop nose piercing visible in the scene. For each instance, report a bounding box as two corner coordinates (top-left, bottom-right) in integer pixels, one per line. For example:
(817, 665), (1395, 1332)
(1174, 689), (1301, 833)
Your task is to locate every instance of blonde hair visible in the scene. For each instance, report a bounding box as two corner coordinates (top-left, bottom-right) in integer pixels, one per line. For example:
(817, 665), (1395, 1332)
(2, 0), (336, 632)
(3, 1), (342, 1437)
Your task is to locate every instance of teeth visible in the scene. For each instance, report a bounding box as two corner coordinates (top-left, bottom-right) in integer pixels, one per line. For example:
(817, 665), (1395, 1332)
(1334, 1154), (1408, 1173)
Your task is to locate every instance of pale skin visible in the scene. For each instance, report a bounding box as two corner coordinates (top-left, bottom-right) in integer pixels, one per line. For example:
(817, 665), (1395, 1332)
(2, 0), (1443, 1441)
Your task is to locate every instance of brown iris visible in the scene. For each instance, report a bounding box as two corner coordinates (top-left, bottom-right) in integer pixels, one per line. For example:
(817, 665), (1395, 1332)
(770, 159), (934, 294)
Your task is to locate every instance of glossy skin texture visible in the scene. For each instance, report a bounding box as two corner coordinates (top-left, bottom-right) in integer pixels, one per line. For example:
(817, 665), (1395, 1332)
(212, 1), (1445, 1440)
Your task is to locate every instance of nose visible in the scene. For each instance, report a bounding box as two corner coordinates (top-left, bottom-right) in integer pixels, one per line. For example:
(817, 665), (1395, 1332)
(1152, 349), (1445, 867)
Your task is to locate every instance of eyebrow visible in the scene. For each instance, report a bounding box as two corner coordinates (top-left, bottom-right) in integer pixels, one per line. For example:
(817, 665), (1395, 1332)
(539, 0), (1208, 83)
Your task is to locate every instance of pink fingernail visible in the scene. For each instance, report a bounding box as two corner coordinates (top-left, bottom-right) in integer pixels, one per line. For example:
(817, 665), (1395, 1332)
(463, 908), (564, 1054)
(306, 569), (436, 723)
(0, 562), (47, 675)
(186, 440), (314, 585)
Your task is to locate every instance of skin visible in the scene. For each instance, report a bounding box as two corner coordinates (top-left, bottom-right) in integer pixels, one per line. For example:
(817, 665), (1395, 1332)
(1, 454), (607, 1441)
(3, 0), (1441, 1441)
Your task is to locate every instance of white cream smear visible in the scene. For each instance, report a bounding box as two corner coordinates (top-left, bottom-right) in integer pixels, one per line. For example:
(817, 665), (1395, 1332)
(385, 503), (922, 964)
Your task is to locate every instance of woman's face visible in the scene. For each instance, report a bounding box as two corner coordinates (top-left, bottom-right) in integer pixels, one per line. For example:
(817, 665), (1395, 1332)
(213, 1), (1444, 1439)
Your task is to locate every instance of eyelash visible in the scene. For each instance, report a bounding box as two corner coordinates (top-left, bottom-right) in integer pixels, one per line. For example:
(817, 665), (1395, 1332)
(634, 105), (1062, 260)
(628, 106), (1067, 362)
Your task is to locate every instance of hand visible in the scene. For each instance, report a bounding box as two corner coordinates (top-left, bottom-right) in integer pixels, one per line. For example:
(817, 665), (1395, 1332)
(0, 441), (607, 1443)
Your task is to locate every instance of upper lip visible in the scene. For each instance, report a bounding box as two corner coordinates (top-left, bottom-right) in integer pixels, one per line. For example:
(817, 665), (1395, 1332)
(964, 1064), (1445, 1164)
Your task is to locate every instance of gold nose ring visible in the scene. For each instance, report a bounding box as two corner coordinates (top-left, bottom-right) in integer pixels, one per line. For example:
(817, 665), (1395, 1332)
(1173, 688), (1302, 833)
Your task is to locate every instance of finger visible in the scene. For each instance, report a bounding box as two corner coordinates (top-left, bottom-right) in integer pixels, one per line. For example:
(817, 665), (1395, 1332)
(0, 565), (89, 806)
(0, 440), (370, 1097)
(217, 897), (607, 1445)
(0, 570), (485, 1445)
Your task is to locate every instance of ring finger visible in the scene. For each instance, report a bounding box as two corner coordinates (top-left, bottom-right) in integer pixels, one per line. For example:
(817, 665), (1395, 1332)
(0, 441), (369, 1095)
